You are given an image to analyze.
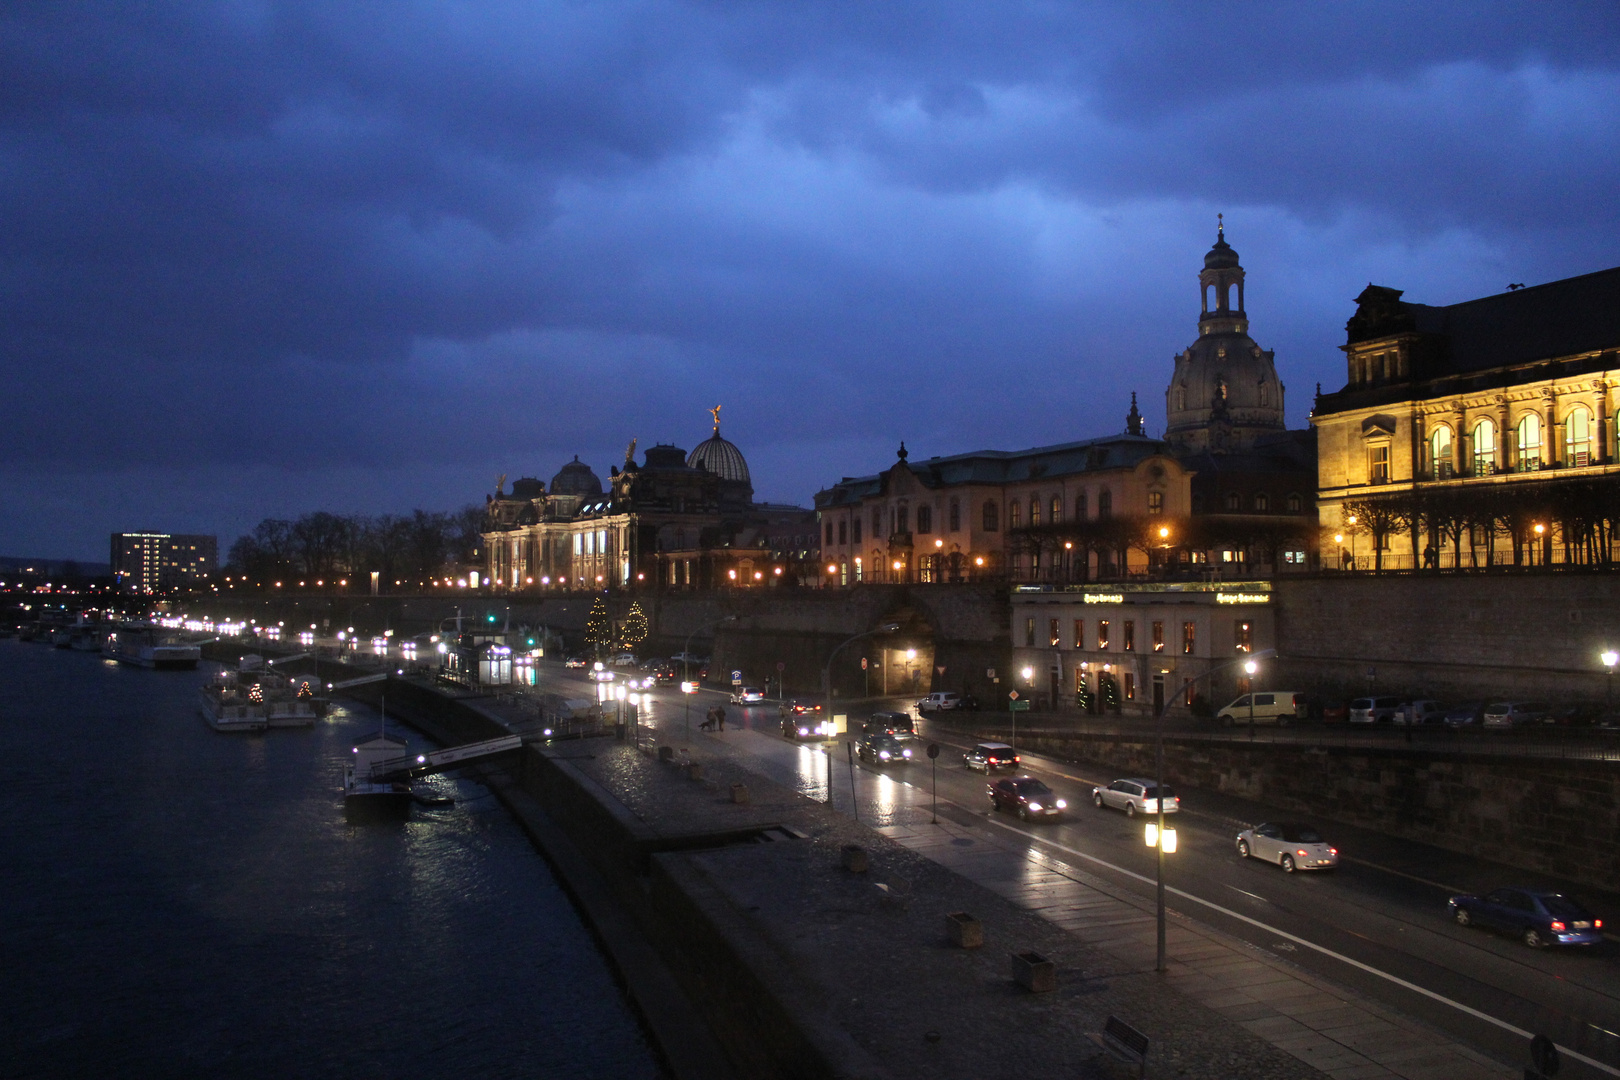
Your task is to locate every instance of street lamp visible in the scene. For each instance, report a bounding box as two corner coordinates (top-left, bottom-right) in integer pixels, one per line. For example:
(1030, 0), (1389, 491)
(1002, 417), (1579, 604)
(1603, 650), (1618, 713)
(1150, 648), (1276, 973)
(1244, 657), (1259, 740)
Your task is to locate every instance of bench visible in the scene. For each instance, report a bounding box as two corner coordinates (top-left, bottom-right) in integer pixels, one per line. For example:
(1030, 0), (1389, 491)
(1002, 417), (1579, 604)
(1086, 1015), (1149, 1078)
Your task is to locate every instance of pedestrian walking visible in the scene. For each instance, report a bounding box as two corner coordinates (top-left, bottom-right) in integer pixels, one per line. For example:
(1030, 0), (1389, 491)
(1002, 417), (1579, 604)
(715, 704), (727, 732)
(700, 706), (717, 732)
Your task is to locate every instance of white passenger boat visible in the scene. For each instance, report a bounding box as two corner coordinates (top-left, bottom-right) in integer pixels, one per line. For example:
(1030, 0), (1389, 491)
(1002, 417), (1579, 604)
(344, 711), (413, 818)
(104, 622), (201, 670)
(198, 675), (267, 733)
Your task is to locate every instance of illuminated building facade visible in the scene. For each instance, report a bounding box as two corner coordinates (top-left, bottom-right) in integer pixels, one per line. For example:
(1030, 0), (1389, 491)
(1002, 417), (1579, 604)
(111, 532), (218, 593)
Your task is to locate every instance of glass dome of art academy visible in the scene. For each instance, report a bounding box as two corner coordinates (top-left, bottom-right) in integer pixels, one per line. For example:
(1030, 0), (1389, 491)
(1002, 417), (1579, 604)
(1164, 221), (1287, 454)
(687, 405), (754, 509)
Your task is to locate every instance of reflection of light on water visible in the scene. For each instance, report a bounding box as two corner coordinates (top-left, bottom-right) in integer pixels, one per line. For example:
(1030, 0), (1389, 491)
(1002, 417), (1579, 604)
(793, 744), (829, 802)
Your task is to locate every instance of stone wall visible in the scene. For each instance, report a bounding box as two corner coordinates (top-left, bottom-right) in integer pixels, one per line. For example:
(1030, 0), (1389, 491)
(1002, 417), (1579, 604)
(1275, 572), (1620, 702)
(1008, 729), (1620, 891)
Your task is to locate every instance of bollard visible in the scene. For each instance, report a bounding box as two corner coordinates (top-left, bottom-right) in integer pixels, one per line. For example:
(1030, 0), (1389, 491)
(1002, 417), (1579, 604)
(730, 783), (751, 805)
(840, 844), (869, 873)
(945, 911), (983, 949)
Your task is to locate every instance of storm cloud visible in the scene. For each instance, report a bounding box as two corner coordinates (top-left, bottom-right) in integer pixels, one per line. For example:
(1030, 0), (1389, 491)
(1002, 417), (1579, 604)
(3, 2), (1618, 558)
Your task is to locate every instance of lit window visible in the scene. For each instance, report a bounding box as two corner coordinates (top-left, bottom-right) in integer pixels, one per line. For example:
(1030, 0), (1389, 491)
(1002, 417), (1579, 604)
(1567, 406), (1593, 466)
(1050, 496), (1062, 523)
(1029, 497), (1040, 526)
(1234, 620), (1253, 653)
(1151, 621), (1164, 652)
(1517, 414), (1542, 471)
(1123, 620), (1135, 652)
(1097, 620), (1110, 650)
(1073, 619), (1085, 649)
(1368, 445), (1390, 482)
(1049, 619), (1061, 648)
(1473, 419), (1496, 475)
(1182, 622), (1196, 654)
(1009, 501), (1021, 529)
(1148, 491), (1164, 514)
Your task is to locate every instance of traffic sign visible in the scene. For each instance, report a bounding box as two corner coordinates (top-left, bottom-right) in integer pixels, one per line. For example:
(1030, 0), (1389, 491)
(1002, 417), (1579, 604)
(861, 657), (868, 670)
(1008, 690), (1019, 700)
(731, 669), (742, 681)
(926, 743), (940, 760)
(776, 661), (785, 671)
(1009, 700), (1030, 712)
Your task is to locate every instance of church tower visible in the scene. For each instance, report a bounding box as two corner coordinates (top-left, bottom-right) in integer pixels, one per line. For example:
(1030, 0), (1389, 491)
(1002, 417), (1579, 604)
(1164, 221), (1286, 453)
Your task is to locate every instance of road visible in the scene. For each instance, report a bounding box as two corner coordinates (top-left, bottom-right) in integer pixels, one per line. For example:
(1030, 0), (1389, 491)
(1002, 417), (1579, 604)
(545, 663), (1620, 1078)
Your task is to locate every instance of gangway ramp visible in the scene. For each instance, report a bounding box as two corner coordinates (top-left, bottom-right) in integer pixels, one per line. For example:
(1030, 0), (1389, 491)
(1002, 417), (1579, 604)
(370, 734), (523, 782)
(329, 672), (389, 690)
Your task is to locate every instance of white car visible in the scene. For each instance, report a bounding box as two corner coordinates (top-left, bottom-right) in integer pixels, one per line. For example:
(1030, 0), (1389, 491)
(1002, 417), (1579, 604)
(1092, 778), (1179, 817)
(916, 692), (961, 713)
(1236, 822), (1339, 873)
(607, 653), (639, 668)
(730, 686), (766, 704)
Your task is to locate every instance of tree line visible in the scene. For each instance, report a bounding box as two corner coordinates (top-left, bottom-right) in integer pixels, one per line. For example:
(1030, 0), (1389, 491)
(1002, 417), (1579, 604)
(1342, 475), (1620, 571)
(226, 507), (487, 584)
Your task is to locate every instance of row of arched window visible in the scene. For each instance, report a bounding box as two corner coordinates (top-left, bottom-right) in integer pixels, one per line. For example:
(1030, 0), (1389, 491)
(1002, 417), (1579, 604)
(1427, 406), (1598, 477)
(995, 489), (1117, 531)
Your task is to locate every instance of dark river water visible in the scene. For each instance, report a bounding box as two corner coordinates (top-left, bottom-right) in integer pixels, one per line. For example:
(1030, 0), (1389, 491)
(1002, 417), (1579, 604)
(0, 640), (666, 1080)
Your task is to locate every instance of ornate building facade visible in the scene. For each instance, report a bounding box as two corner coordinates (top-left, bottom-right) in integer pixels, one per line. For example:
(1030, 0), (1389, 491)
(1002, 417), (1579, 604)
(1313, 265), (1620, 570)
(815, 227), (1318, 584)
(482, 412), (820, 592)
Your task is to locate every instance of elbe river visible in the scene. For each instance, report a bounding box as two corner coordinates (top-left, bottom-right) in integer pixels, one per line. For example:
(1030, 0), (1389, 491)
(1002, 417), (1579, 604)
(0, 640), (666, 1079)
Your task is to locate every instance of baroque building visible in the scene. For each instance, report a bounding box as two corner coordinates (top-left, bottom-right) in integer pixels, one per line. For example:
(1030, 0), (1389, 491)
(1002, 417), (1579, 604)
(816, 226), (1318, 585)
(1312, 265), (1620, 570)
(482, 410), (819, 592)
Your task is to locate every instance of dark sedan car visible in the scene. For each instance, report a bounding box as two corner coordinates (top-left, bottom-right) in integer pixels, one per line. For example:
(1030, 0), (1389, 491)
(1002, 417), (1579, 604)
(856, 732), (915, 765)
(989, 776), (1067, 821)
(1442, 702), (1485, 729)
(1448, 888), (1603, 947)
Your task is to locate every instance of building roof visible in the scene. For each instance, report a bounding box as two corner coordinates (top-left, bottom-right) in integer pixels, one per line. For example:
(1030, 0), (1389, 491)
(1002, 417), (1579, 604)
(550, 456), (603, 496)
(687, 431), (751, 484)
(1351, 265), (1620, 374)
(815, 434), (1172, 509)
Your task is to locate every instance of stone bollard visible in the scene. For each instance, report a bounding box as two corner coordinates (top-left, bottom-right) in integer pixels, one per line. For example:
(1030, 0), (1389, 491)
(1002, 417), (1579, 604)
(658, 745), (675, 762)
(945, 911), (983, 949)
(686, 762), (704, 781)
(730, 783), (751, 805)
(1011, 951), (1057, 993)
(840, 844), (869, 873)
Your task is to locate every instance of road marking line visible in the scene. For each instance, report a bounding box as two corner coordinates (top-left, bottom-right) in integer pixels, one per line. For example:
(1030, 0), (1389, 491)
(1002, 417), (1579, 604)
(981, 816), (1620, 1079)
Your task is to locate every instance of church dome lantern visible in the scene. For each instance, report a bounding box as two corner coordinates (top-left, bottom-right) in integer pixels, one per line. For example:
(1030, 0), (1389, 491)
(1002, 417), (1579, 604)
(686, 405), (754, 510)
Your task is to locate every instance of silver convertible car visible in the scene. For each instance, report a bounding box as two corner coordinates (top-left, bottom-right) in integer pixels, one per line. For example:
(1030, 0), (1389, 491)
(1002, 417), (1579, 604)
(1235, 822), (1339, 873)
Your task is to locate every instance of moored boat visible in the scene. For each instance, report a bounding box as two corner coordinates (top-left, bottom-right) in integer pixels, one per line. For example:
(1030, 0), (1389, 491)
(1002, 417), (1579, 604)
(104, 622), (201, 670)
(198, 677), (268, 733)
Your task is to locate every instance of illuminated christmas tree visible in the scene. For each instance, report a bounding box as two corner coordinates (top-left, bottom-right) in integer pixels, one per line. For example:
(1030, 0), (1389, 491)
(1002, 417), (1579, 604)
(618, 602), (648, 652)
(1075, 679), (1094, 714)
(1100, 674), (1121, 714)
(584, 595), (613, 656)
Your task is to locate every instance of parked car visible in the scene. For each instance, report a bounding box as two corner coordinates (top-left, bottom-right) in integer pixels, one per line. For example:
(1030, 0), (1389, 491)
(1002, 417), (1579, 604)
(962, 742), (1020, 772)
(1092, 778), (1179, 817)
(1320, 699), (1349, 723)
(1442, 702), (1485, 729)
(637, 657), (666, 671)
(1393, 699), (1445, 726)
(957, 694), (982, 712)
(864, 710), (916, 737)
(916, 692), (962, 713)
(562, 656), (588, 669)
(607, 652), (639, 668)
(1216, 692), (1302, 726)
(1236, 823), (1339, 872)
(730, 686), (766, 704)
(1448, 888), (1603, 947)
(1483, 702), (1550, 730)
(989, 777), (1067, 821)
(857, 732), (916, 765)
(1549, 704), (1604, 726)
(1348, 696), (1403, 723)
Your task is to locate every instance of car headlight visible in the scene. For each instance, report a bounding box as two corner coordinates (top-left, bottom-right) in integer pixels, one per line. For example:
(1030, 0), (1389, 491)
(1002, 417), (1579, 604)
(1055, 799), (1066, 809)
(798, 726), (810, 736)
(879, 751), (891, 760)
(1027, 802), (1043, 811)
(902, 749), (911, 758)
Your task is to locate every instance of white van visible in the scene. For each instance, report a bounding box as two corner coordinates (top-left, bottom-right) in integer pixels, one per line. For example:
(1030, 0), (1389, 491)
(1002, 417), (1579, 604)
(1217, 692), (1303, 726)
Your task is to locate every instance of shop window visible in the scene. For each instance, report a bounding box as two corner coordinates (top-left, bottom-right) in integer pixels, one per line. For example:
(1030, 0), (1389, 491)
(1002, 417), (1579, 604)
(1073, 619), (1084, 650)
(1234, 620), (1252, 652)
(1123, 620), (1135, 651)
(1151, 621), (1164, 652)
(1097, 621), (1110, 650)
(1148, 491), (1164, 514)
(917, 505), (932, 534)
(1049, 618), (1061, 648)
(983, 500), (999, 532)
(1182, 622), (1196, 654)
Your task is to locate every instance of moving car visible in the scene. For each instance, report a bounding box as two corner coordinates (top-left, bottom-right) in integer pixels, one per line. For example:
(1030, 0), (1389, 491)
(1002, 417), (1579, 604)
(730, 686), (766, 704)
(563, 656), (588, 669)
(864, 710), (916, 737)
(916, 692), (962, 713)
(779, 701), (827, 740)
(1235, 822), (1339, 872)
(607, 652), (639, 668)
(1092, 778), (1179, 817)
(857, 732), (915, 765)
(1448, 888), (1603, 947)
(989, 777), (1067, 821)
(1216, 692), (1303, 726)
(962, 742), (1020, 772)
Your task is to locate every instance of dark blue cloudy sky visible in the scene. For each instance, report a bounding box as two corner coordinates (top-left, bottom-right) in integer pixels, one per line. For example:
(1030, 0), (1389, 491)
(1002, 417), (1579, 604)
(4, 2), (1619, 561)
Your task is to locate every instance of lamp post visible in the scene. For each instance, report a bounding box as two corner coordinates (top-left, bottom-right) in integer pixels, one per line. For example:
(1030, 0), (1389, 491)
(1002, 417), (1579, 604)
(822, 622), (902, 803)
(1603, 650), (1618, 714)
(1019, 665), (1034, 752)
(683, 615), (738, 733)
(1152, 648), (1275, 973)
(1244, 657), (1259, 741)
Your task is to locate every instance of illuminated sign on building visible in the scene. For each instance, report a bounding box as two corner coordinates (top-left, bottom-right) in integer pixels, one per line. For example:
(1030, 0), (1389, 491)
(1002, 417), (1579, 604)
(1216, 592), (1271, 605)
(1082, 593), (1125, 604)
